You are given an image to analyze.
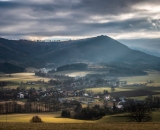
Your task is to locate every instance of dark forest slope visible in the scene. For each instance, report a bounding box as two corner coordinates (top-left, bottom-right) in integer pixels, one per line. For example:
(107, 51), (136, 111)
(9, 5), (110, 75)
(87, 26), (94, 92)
(0, 36), (160, 70)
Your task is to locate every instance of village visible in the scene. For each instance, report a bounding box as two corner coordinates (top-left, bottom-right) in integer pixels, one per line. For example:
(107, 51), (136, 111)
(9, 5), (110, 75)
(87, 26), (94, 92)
(1, 70), (158, 116)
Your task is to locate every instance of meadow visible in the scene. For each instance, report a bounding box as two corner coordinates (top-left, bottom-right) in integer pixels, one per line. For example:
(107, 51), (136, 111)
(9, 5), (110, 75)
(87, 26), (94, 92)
(1, 111), (160, 130)
(0, 112), (94, 123)
(0, 73), (52, 90)
(1, 109), (160, 123)
(0, 73), (50, 82)
(119, 70), (160, 86)
(1, 70), (160, 129)
(84, 71), (160, 99)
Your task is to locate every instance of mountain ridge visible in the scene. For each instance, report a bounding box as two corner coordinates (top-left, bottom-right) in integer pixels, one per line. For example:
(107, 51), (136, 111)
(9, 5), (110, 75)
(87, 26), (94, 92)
(0, 35), (160, 71)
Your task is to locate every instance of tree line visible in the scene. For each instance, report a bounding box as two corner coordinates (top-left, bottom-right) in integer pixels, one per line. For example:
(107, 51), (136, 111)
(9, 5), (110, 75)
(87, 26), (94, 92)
(0, 101), (61, 114)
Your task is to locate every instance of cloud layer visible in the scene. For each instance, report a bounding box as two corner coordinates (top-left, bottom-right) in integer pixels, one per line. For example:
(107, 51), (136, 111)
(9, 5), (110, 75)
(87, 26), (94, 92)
(0, 0), (160, 40)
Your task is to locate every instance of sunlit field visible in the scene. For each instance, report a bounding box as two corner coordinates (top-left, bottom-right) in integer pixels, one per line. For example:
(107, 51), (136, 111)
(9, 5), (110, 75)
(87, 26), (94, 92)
(1, 109), (160, 123)
(0, 73), (51, 82)
(0, 112), (94, 123)
(1, 111), (160, 130)
(0, 73), (52, 90)
(0, 70), (160, 129)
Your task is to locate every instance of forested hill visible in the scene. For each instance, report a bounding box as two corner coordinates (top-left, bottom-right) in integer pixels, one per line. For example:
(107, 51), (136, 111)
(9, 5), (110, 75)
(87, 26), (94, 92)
(0, 36), (160, 71)
(0, 62), (25, 73)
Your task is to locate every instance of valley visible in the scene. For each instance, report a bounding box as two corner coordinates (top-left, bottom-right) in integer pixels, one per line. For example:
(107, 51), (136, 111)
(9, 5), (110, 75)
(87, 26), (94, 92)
(0, 69), (160, 123)
(0, 36), (160, 129)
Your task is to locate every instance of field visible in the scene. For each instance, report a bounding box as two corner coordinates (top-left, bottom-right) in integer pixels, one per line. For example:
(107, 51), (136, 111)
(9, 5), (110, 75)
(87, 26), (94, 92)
(0, 73), (52, 90)
(1, 71), (160, 128)
(0, 71), (160, 99)
(119, 71), (160, 86)
(1, 109), (160, 123)
(0, 112), (94, 123)
(84, 71), (160, 99)
(85, 87), (133, 93)
(1, 123), (160, 130)
(1, 111), (160, 130)
(0, 73), (50, 82)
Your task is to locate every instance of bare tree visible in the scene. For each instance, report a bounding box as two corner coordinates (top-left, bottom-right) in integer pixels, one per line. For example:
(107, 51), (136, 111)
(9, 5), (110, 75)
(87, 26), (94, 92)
(127, 104), (152, 122)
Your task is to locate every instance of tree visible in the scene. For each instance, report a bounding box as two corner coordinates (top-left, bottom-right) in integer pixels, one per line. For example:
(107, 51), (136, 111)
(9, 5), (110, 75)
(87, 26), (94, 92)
(30, 116), (43, 123)
(74, 103), (82, 114)
(111, 87), (115, 93)
(127, 104), (152, 122)
(103, 90), (109, 95)
(61, 110), (70, 118)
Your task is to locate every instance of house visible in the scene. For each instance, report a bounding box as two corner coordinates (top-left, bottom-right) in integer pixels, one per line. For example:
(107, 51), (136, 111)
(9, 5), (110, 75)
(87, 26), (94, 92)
(18, 93), (24, 99)
(116, 104), (124, 110)
(104, 95), (111, 100)
(83, 93), (89, 97)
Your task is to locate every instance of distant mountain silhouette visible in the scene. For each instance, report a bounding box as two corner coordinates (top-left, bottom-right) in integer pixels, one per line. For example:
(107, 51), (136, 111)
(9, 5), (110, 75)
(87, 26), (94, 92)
(0, 35), (160, 70)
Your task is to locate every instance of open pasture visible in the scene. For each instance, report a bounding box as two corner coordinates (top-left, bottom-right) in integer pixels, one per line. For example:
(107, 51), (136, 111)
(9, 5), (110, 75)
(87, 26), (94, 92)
(0, 73), (51, 82)
(119, 71), (160, 86)
(1, 111), (160, 130)
(1, 110), (160, 123)
(0, 112), (94, 123)
(97, 109), (160, 123)
(85, 85), (160, 99)
(0, 72), (52, 90)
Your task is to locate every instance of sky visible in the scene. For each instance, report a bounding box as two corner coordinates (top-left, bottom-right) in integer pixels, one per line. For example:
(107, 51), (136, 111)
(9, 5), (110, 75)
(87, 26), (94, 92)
(0, 0), (160, 56)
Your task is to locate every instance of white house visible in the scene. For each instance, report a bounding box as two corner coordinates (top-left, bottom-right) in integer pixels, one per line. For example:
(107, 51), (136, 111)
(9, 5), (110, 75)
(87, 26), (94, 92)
(18, 93), (24, 99)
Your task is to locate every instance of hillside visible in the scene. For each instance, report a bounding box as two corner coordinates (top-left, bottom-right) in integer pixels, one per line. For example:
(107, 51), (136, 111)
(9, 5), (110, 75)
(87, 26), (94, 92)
(0, 36), (160, 70)
(0, 62), (25, 73)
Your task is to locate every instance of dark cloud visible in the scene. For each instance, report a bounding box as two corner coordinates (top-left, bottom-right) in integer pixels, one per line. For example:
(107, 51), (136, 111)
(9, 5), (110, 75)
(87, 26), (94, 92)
(0, 0), (160, 39)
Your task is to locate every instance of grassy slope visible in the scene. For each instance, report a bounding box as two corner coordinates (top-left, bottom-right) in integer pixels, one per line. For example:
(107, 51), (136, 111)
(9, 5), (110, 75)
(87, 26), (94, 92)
(1, 111), (160, 130)
(1, 109), (160, 123)
(0, 112), (94, 123)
